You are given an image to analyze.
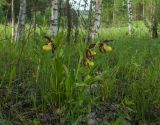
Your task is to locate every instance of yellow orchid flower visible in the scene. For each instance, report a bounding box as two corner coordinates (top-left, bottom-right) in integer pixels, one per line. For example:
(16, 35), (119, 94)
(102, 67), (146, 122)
(86, 49), (97, 59)
(83, 59), (94, 68)
(99, 43), (112, 53)
(42, 44), (52, 51)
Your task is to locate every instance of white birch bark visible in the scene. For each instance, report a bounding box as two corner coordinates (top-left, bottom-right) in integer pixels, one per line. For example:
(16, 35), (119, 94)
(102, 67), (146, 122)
(113, 0), (116, 23)
(143, 0), (145, 19)
(91, 0), (102, 40)
(51, 0), (59, 37)
(11, 0), (15, 42)
(16, 0), (26, 41)
(128, 0), (132, 35)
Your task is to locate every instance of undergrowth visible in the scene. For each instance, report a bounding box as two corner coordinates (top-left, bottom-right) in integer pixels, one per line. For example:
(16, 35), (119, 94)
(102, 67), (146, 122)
(0, 26), (160, 125)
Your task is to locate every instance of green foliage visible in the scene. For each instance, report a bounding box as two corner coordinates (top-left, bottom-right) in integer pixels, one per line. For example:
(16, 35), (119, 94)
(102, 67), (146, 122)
(0, 23), (160, 124)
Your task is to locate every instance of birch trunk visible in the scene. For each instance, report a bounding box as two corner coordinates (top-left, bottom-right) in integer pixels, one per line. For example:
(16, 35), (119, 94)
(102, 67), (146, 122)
(143, 0), (145, 20)
(16, 0), (26, 41)
(113, 0), (116, 23)
(11, 0), (15, 42)
(51, 0), (58, 37)
(90, 0), (102, 40)
(86, 0), (93, 42)
(128, 0), (132, 35)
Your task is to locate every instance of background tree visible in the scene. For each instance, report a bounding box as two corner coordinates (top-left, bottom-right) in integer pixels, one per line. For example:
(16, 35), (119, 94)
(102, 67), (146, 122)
(16, 0), (26, 41)
(91, 0), (102, 40)
(11, 0), (15, 41)
(142, 0), (160, 38)
(150, 0), (159, 38)
(66, 0), (72, 42)
(128, 0), (132, 35)
(51, 0), (59, 37)
(0, 0), (160, 39)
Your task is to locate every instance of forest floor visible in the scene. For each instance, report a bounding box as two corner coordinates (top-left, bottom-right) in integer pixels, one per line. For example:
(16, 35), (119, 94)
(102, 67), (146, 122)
(0, 23), (160, 125)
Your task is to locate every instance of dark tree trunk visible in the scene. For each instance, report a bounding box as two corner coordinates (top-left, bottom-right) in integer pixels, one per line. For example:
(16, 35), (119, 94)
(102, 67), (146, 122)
(33, 0), (38, 38)
(151, 19), (158, 39)
(66, 0), (72, 42)
(58, 0), (62, 32)
(86, 0), (93, 42)
(74, 0), (81, 43)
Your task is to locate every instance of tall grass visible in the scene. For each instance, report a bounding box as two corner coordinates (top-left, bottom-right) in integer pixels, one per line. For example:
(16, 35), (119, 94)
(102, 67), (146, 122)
(0, 24), (160, 124)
